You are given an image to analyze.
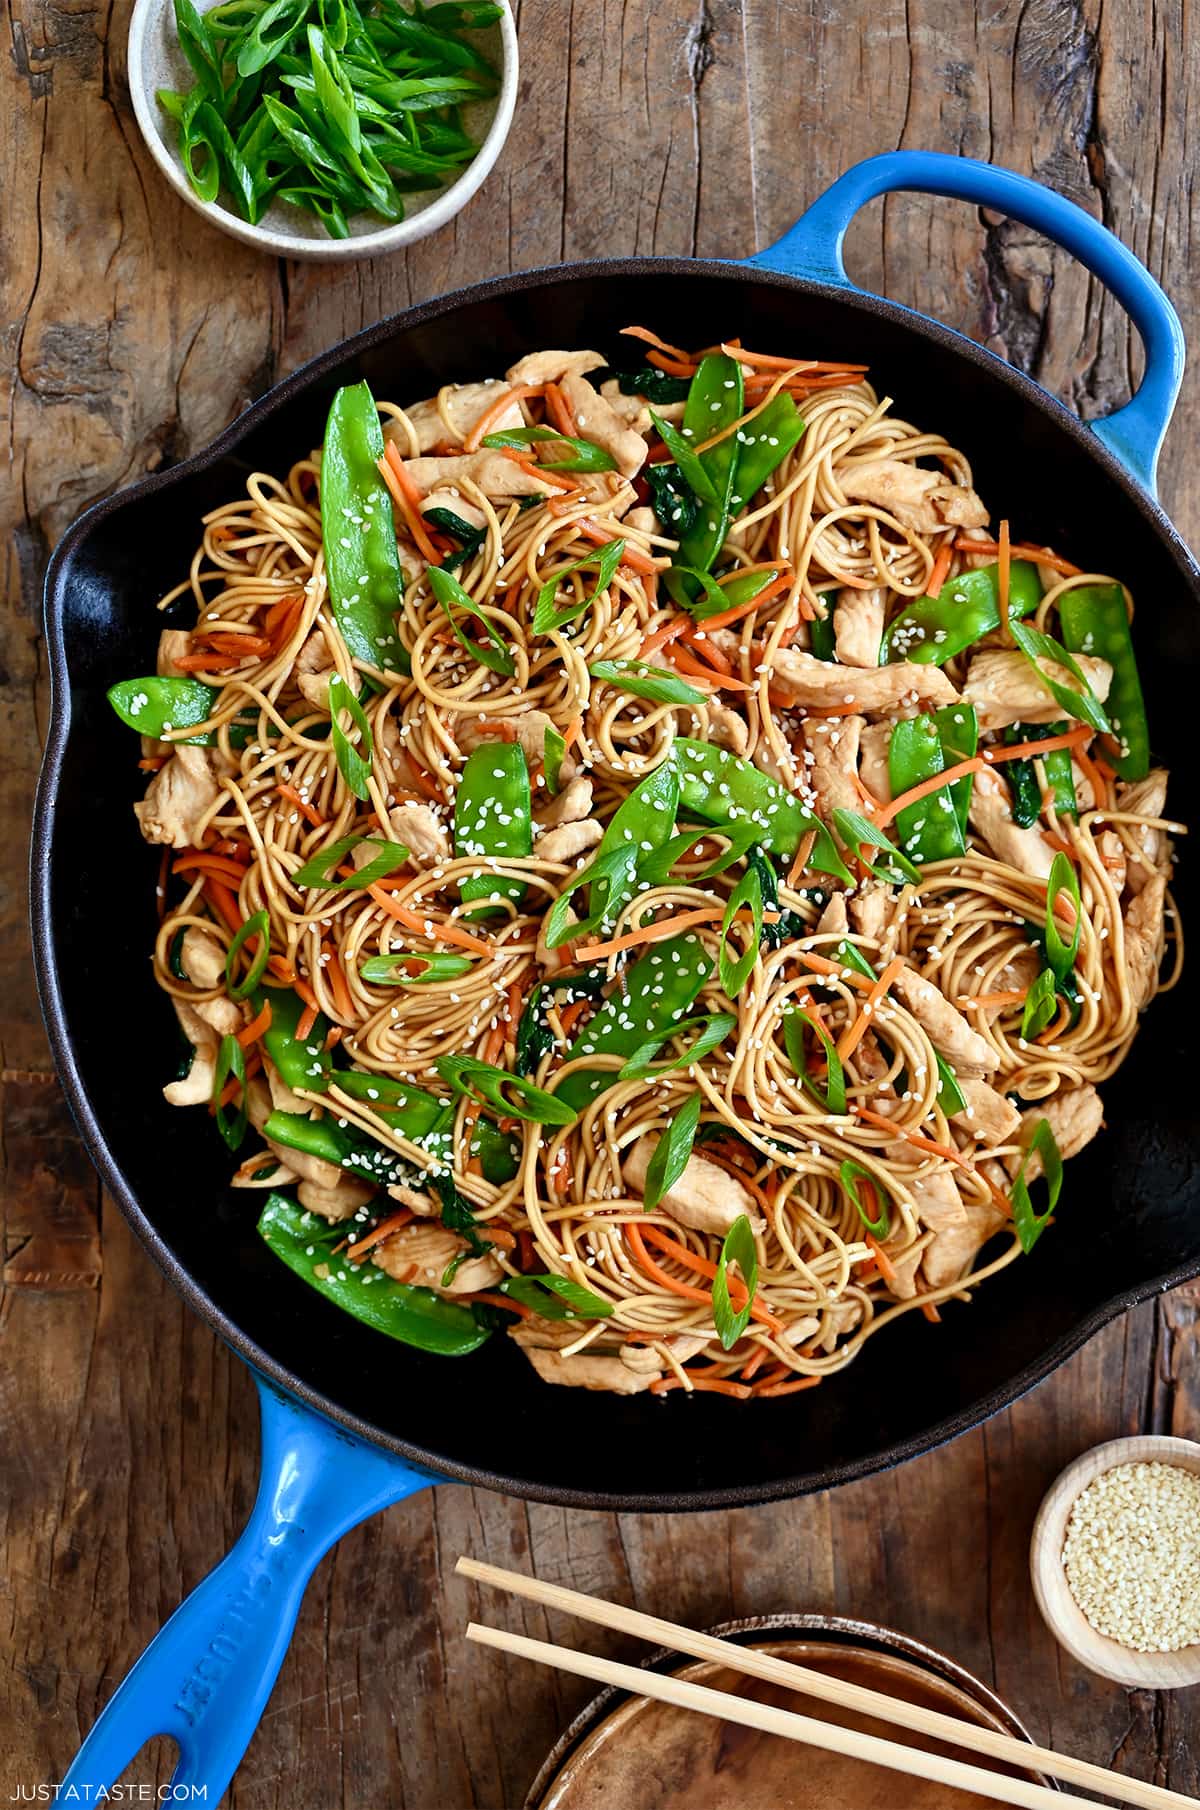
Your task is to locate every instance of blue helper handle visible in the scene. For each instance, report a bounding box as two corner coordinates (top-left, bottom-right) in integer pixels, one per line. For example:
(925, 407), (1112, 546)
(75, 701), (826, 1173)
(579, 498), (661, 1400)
(60, 1374), (435, 1804)
(743, 150), (1185, 496)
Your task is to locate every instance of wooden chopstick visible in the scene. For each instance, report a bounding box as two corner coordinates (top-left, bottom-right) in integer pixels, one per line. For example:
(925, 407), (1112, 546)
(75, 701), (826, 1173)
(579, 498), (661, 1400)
(467, 1621), (1095, 1810)
(457, 1558), (1197, 1810)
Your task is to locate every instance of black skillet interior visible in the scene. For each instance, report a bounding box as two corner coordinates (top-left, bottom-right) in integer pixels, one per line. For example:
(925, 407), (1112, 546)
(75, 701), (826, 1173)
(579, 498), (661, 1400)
(36, 260), (1200, 1510)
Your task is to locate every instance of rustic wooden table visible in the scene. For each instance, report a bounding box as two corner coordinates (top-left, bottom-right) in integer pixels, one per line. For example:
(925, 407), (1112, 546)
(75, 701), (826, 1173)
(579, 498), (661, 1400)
(4, 0), (1199, 1803)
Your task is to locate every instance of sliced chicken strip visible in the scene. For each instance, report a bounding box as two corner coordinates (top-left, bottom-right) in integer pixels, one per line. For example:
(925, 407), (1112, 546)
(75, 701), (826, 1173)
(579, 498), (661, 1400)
(560, 370), (648, 478)
(599, 380), (652, 432)
(961, 649), (1112, 733)
(457, 709), (565, 772)
(902, 1166), (967, 1230)
(1015, 1083), (1103, 1179)
(537, 819), (603, 862)
(381, 797), (450, 867)
(265, 1059), (309, 1118)
(697, 701), (750, 758)
(506, 348), (606, 387)
(535, 775), (593, 828)
(157, 629), (192, 677)
(857, 722), (892, 808)
(264, 1138), (345, 1192)
(298, 1173), (376, 1223)
(1095, 828), (1127, 896)
(537, 904), (578, 973)
(402, 451), (549, 501)
(386, 1181), (439, 1216)
(519, 1345), (660, 1393)
(772, 647), (958, 712)
(134, 746), (222, 848)
(892, 966), (1001, 1078)
(294, 627), (335, 708)
(180, 925), (226, 990)
(193, 995), (242, 1038)
(951, 1078), (1022, 1147)
(968, 766), (1055, 881)
(372, 1222), (503, 1294)
(164, 998), (219, 1107)
(921, 1197), (1008, 1291)
(834, 586), (887, 668)
(1114, 769), (1170, 893)
(387, 381), (524, 454)
(806, 714), (864, 821)
(881, 1241), (924, 1299)
(421, 487), (488, 531)
(1124, 872), (1167, 1011)
(848, 881), (894, 947)
(836, 458), (989, 532)
(624, 1138), (765, 1237)
(816, 893), (849, 939)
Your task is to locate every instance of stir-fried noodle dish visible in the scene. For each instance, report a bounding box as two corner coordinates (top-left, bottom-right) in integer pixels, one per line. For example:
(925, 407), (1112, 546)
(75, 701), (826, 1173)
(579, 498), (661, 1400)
(109, 328), (1182, 1400)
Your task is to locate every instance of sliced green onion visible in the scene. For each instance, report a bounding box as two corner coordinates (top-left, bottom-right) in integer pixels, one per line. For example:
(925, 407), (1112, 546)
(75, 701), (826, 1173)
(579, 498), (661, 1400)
(718, 863), (764, 999)
(618, 1012), (737, 1080)
(783, 1008), (846, 1115)
(1044, 851), (1082, 982)
(1011, 1118), (1063, 1253)
(934, 1053), (967, 1116)
(359, 951), (475, 985)
(428, 564), (516, 677)
(213, 1034), (249, 1151)
(832, 807), (922, 887)
(497, 1273), (615, 1319)
(532, 539), (625, 636)
(543, 723), (566, 795)
(840, 1158), (889, 1238)
(1021, 967), (1058, 1040)
(225, 908), (272, 1000)
(480, 424), (616, 473)
(588, 658), (708, 708)
(1009, 620), (1112, 735)
(436, 1053), (577, 1126)
(328, 671), (373, 800)
(292, 832), (409, 890)
(642, 1092), (702, 1210)
(712, 1212), (758, 1349)
(647, 408), (718, 502)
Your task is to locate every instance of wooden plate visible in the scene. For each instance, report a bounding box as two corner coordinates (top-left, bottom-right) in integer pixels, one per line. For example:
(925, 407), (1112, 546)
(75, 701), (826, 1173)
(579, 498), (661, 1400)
(525, 1616), (1053, 1809)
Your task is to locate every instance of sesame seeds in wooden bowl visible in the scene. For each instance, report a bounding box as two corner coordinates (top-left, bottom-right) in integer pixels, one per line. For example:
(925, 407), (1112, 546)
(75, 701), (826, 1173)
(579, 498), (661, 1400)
(1030, 1435), (1200, 1689)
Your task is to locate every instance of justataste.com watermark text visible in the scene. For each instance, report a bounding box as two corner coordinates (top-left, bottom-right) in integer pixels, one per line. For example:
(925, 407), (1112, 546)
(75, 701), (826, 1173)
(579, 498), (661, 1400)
(8, 1789), (207, 1802)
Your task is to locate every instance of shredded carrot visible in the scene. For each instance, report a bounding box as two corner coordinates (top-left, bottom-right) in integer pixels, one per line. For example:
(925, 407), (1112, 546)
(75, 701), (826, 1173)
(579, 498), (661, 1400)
(482, 1020), (506, 1068)
(720, 345), (869, 375)
(753, 1375), (823, 1397)
(924, 538), (954, 598)
(869, 759), (988, 831)
(264, 591), (304, 636)
(620, 324), (695, 364)
(366, 889), (492, 956)
(276, 782), (325, 829)
(951, 537), (1082, 577)
(379, 442), (442, 564)
(852, 1104), (974, 1172)
(786, 829), (817, 889)
(560, 714), (583, 759)
(1074, 745), (1110, 811)
(639, 615), (689, 658)
(322, 945), (355, 1021)
(1043, 831), (1076, 858)
(204, 879), (243, 933)
(576, 903), (778, 963)
(267, 955), (296, 985)
(474, 718), (518, 744)
(193, 631), (273, 657)
(296, 1002), (318, 1041)
(172, 652), (247, 672)
(739, 1344), (771, 1382)
(650, 1376), (752, 1399)
(864, 1232), (898, 1287)
(835, 957), (905, 1063)
(667, 642), (752, 693)
(557, 997), (588, 1038)
(463, 381), (543, 453)
(546, 488), (587, 516)
(576, 518), (660, 575)
(173, 851), (248, 886)
(685, 573), (791, 633)
(634, 1223), (783, 1332)
(997, 518), (1012, 642)
(543, 381), (578, 437)
(791, 948), (873, 992)
(236, 998), (273, 1049)
(472, 1289), (533, 1319)
(139, 756), (168, 772)
(922, 1301), (942, 1324)
(405, 754), (446, 805)
(956, 989), (1027, 1010)
(342, 1209), (413, 1261)
(324, 1026), (344, 1051)
(984, 726), (1092, 766)
(506, 451), (578, 493)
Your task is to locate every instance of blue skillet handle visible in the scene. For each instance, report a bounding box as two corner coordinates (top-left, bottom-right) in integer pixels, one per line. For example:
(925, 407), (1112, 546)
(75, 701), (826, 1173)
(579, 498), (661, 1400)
(744, 150), (1185, 496)
(60, 1373), (436, 1804)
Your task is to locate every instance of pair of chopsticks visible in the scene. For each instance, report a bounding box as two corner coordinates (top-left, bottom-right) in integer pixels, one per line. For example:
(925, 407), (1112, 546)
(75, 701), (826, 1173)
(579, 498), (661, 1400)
(457, 1558), (1197, 1810)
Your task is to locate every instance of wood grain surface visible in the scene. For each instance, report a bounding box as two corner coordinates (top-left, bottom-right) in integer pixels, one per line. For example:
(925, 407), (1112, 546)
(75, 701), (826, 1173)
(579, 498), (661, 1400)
(3, 0), (1198, 1804)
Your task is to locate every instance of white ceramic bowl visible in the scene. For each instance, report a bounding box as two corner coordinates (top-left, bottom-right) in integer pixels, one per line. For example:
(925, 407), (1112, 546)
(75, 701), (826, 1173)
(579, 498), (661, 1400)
(127, 0), (517, 261)
(1030, 1434), (1200, 1689)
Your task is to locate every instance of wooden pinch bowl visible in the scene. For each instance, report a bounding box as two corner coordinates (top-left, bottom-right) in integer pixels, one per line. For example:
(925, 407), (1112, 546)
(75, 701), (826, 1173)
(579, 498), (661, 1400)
(1030, 1434), (1200, 1689)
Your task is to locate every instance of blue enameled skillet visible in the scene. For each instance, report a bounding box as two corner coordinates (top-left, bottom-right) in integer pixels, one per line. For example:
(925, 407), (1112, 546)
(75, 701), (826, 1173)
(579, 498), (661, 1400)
(31, 153), (1198, 1800)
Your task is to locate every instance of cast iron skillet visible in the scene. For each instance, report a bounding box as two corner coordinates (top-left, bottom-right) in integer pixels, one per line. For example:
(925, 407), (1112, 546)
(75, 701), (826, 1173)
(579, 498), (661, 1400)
(32, 152), (1199, 1799)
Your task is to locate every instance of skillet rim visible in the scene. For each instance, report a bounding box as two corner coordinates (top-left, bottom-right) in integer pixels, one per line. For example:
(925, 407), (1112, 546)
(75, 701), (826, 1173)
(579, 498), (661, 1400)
(31, 253), (1200, 1511)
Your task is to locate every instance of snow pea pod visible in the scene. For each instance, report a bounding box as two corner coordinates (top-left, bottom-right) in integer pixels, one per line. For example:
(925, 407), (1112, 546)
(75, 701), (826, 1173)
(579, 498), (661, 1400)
(888, 714), (966, 865)
(107, 675), (218, 743)
(1057, 582), (1150, 780)
(672, 739), (851, 880)
(727, 391), (806, 509)
(676, 354), (745, 577)
(542, 758), (681, 948)
(256, 1193), (491, 1355)
(454, 742), (532, 915)
(555, 934), (712, 1111)
(881, 561), (1041, 665)
(320, 380), (410, 675)
(935, 702), (978, 837)
(258, 986), (332, 1092)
